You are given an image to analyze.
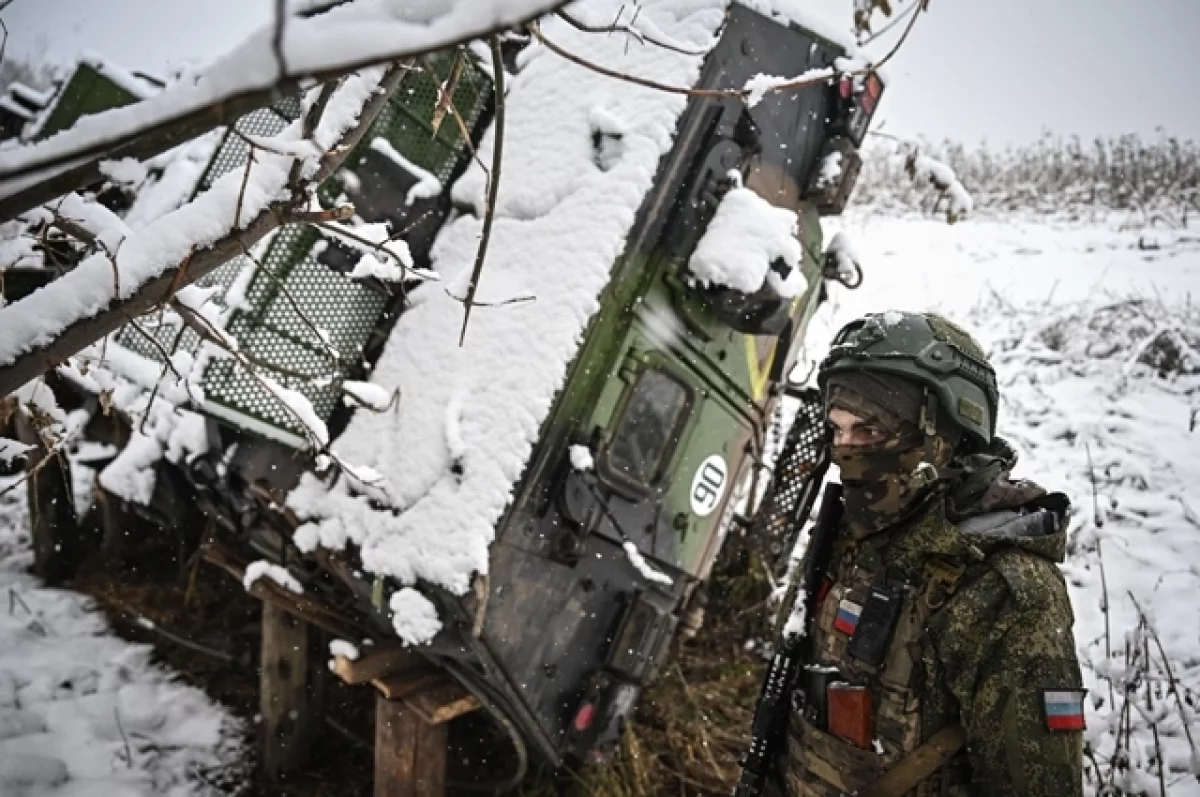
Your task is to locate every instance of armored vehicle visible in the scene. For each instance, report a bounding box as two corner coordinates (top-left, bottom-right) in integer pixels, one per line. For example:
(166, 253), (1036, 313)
(13, 2), (882, 776)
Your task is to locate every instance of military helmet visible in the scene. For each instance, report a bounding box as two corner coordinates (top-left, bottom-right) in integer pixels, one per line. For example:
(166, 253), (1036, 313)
(817, 311), (999, 449)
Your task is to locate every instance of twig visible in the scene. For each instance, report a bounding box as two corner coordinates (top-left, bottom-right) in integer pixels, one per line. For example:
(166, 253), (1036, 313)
(313, 221), (430, 280)
(444, 289), (534, 309)
(287, 79), (340, 190)
(1096, 538), (1116, 711)
(1085, 441), (1103, 527)
(138, 322), (187, 436)
(458, 35), (506, 347)
(426, 51), (465, 136)
(109, 598), (238, 664)
(271, 0), (289, 80)
(1129, 592), (1198, 762)
(115, 707), (133, 768)
(233, 145), (256, 230)
(555, 8), (708, 55)
(1145, 632), (1167, 797)
(858, 0), (921, 46)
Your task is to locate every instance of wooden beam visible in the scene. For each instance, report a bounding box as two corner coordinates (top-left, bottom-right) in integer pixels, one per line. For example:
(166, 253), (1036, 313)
(404, 682), (480, 726)
(375, 695), (446, 797)
(260, 602), (324, 780)
(331, 646), (420, 685)
(14, 412), (79, 585)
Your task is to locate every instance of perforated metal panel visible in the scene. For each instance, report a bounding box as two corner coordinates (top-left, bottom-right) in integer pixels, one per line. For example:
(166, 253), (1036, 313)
(748, 388), (828, 567)
(116, 54), (492, 448)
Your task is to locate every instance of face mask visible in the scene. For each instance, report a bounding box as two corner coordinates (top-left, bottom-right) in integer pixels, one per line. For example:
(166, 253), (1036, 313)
(833, 436), (947, 536)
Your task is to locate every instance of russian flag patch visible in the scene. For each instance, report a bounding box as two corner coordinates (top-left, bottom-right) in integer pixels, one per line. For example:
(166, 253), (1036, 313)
(833, 599), (862, 635)
(1041, 689), (1087, 732)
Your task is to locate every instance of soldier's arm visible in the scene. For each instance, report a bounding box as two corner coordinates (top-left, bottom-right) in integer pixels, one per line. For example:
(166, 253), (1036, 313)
(933, 555), (1085, 797)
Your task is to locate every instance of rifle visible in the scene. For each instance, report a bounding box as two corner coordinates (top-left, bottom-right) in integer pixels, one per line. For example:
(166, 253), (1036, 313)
(734, 481), (842, 797)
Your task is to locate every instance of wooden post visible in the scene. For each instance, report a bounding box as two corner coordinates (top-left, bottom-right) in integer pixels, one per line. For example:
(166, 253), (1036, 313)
(375, 694), (447, 797)
(260, 602), (324, 780)
(14, 413), (78, 585)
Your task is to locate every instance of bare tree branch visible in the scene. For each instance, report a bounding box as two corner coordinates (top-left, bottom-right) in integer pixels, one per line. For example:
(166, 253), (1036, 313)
(458, 36), (506, 346)
(555, 8), (707, 56)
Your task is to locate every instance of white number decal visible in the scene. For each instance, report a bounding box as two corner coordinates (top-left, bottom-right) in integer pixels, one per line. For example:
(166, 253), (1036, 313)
(689, 454), (728, 517)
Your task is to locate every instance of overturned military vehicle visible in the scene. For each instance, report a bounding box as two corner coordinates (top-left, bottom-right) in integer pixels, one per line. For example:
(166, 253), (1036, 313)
(14, 0), (884, 780)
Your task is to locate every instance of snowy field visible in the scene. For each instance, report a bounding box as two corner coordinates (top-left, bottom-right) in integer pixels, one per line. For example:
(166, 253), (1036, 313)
(0, 211), (1197, 793)
(808, 211), (1200, 795)
(0, 477), (244, 795)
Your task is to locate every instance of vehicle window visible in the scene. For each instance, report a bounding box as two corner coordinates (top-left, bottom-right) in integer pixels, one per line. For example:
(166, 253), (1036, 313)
(607, 369), (690, 487)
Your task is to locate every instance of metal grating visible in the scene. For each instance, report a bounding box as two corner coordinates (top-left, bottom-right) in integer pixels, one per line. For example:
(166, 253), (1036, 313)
(747, 389), (828, 566)
(115, 53), (491, 448)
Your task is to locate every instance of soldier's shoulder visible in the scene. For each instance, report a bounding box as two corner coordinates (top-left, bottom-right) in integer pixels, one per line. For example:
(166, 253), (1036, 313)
(953, 507), (1072, 612)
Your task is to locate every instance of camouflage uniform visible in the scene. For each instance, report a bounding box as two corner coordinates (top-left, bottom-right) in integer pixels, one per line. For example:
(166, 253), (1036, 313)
(779, 312), (1084, 797)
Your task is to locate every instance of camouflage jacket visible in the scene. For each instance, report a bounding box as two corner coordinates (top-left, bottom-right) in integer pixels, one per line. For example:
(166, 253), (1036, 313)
(784, 459), (1084, 796)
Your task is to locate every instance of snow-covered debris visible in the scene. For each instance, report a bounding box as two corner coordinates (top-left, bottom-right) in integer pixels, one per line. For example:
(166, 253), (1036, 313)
(569, 444), (594, 472)
(688, 184), (805, 297)
(243, 559), (305, 594)
(369, 137), (443, 205)
(98, 157), (149, 187)
(329, 638), (360, 661)
(0, 70), (387, 372)
(623, 540), (674, 586)
(290, 0), (725, 605)
(0, 474), (246, 794)
(823, 230), (863, 285)
(815, 150), (844, 190)
(389, 587), (441, 646)
(901, 146), (973, 223)
(0, 438), (30, 465)
(342, 380), (395, 411)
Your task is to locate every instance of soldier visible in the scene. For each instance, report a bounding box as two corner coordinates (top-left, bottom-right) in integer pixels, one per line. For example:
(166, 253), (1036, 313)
(777, 311), (1084, 796)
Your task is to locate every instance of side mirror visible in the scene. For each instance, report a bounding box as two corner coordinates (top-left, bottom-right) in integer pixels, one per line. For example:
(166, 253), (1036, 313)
(804, 136), (862, 216)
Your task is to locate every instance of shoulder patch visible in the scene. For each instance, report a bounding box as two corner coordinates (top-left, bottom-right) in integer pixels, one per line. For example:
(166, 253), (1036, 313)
(1041, 689), (1087, 731)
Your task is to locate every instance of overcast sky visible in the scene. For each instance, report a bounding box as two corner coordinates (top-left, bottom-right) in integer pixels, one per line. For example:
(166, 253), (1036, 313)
(4, 0), (1199, 145)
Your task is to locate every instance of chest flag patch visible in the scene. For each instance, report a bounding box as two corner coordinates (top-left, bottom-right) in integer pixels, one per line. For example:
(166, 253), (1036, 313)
(833, 599), (862, 635)
(1041, 689), (1087, 731)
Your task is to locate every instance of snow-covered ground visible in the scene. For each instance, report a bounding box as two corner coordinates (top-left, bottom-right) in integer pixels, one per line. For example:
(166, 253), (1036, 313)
(0, 476), (245, 796)
(1, 209), (1196, 793)
(806, 211), (1200, 795)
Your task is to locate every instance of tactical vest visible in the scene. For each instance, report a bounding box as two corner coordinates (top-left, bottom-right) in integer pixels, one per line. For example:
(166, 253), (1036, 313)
(785, 518), (974, 797)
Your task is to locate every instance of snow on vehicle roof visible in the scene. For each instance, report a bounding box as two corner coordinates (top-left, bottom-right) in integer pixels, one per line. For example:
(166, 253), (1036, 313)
(289, 0), (728, 627)
(78, 51), (162, 100)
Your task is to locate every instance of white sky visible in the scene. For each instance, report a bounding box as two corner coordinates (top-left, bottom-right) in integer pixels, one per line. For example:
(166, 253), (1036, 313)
(4, 0), (1199, 145)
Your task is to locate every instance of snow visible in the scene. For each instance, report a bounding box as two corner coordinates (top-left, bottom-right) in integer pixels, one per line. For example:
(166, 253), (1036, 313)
(243, 559), (305, 594)
(78, 51), (161, 100)
(342, 380), (393, 411)
(0, 439), (30, 465)
(369, 137), (442, 205)
(290, 0), (726, 606)
(388, 587), (441, 646)
(0, 472), (245, 795)
(97, 157), (149, 187)
(569, 444), (594, 472)
(623, 540), (675, 586)
(329, 639), (360, 661)
(688, 184), (806, 297)
(803, 208), (1200, 795)
(743, 67), (835, 108)
(0, 70), (388, 372)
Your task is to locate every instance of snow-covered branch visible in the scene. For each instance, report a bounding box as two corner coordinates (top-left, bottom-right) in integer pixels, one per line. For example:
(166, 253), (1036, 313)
(0, 66), (405, 398)
(0, 0), (566, 221)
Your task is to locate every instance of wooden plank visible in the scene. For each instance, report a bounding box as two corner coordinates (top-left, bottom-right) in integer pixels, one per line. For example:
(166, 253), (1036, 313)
(332, 646), (420, 685)
(370, 671), (444, 701)
(260, 602), (324, 780)
(375, 695), (447, 797)
(404, 683), (480, 726)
